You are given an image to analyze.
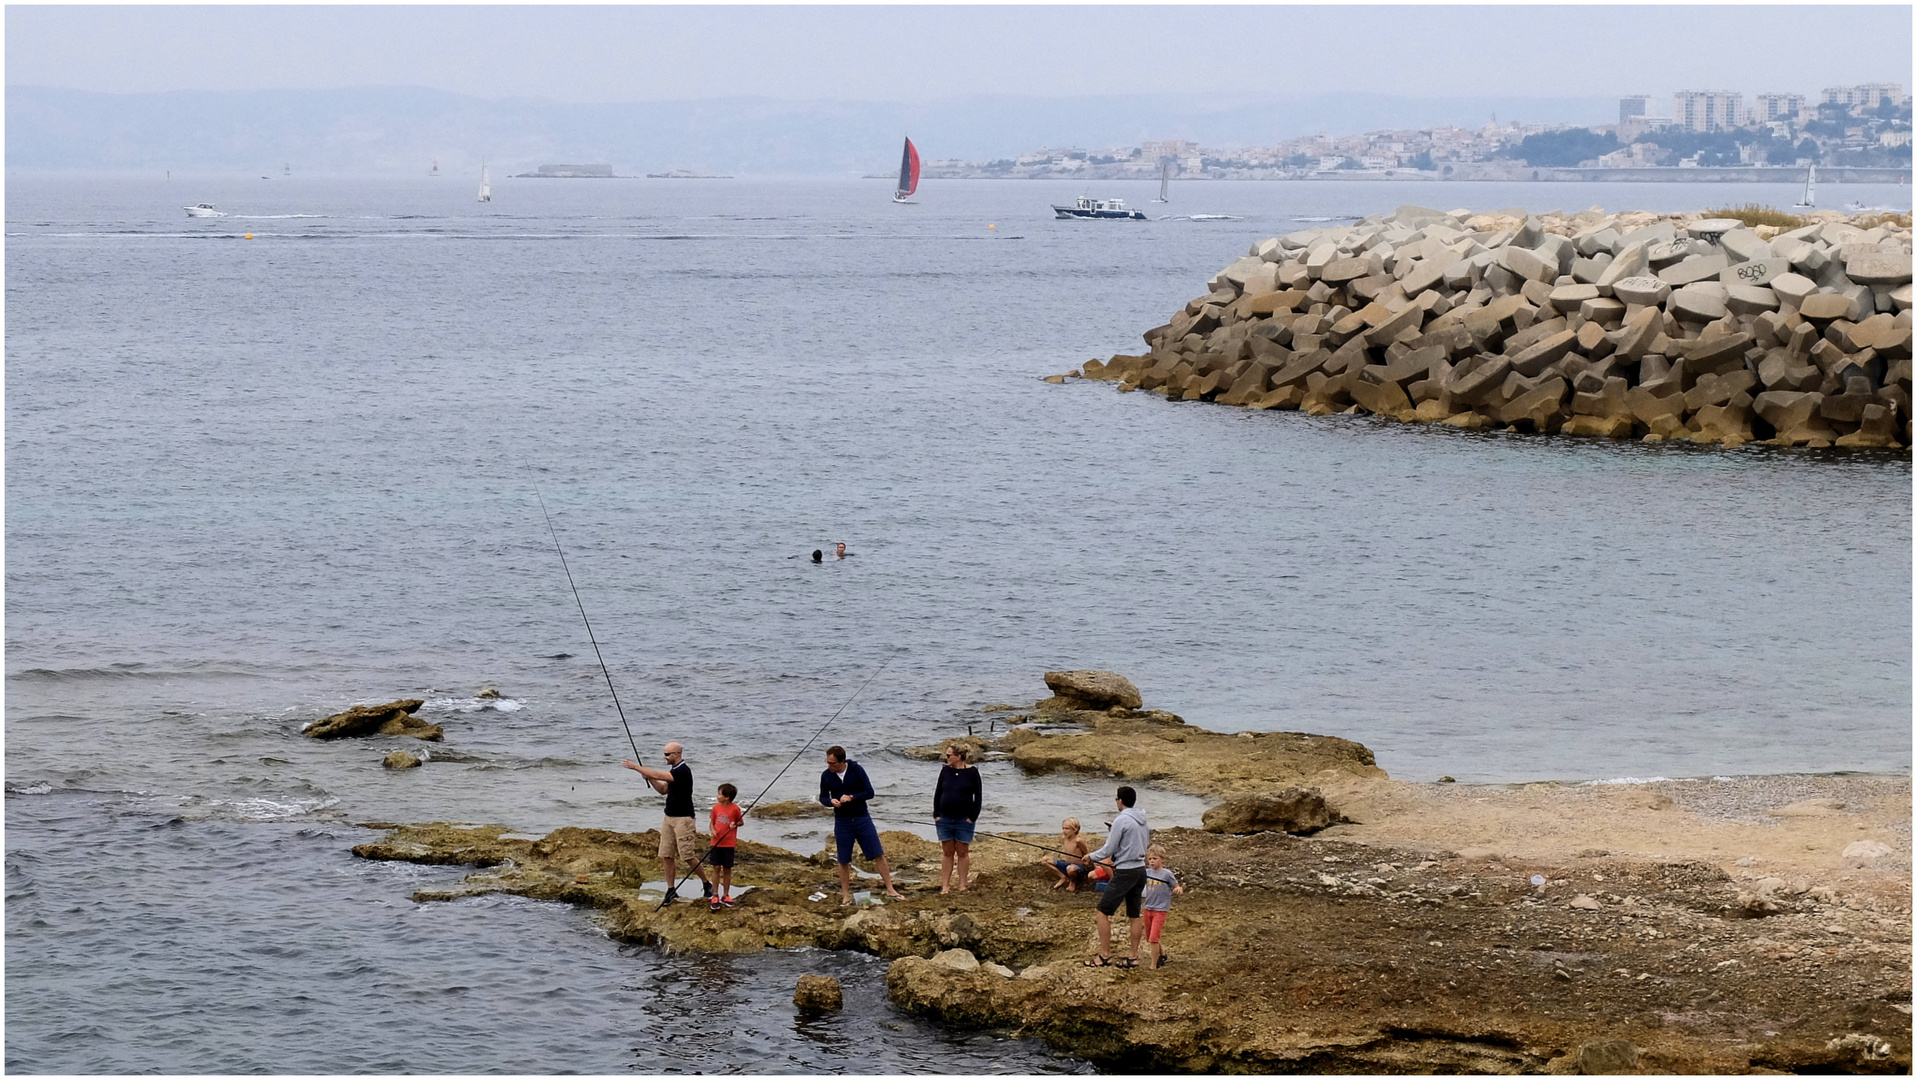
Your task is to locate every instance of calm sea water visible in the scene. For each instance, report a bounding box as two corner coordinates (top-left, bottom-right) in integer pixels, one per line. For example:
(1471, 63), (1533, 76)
(6, 174), (1910, 1072)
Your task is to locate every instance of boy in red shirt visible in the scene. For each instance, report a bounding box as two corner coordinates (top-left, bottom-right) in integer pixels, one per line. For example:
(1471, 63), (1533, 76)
(707, 783), (745, 911)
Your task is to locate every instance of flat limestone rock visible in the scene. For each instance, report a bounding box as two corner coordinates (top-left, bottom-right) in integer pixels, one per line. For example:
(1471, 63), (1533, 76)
(1042, 670), (1143, 711)
(1201, 787), (1336, 835)
(303, 698), (441, 741)
(752, 799), (833, 819)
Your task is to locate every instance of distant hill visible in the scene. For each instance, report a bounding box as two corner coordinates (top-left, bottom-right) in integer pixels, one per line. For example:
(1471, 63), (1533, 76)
(5, 85), (1617, 176)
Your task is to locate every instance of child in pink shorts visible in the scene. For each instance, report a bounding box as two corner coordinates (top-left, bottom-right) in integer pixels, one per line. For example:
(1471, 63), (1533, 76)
(1140, 845), (1184, 970)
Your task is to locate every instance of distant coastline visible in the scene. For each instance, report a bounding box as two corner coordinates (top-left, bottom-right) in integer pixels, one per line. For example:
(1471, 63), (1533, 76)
(874, 166), (1912, 184)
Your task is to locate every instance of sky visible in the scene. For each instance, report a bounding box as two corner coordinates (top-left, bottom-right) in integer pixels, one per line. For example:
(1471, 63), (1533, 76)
(7, 4), (1912, 105)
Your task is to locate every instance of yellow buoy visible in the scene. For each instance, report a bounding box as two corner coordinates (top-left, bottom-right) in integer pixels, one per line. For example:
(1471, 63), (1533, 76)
(244, 233), (254, 239)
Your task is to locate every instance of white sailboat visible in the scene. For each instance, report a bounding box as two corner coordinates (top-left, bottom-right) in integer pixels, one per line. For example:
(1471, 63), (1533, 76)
(1152, 158), (1171, 203)
(478, 165), (492, 203)
(1791, 164), (1816, 210)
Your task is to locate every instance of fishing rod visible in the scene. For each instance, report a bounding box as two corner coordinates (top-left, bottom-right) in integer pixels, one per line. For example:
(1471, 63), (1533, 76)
(534, 484), (643, 765)
(657, 655), (896, 909)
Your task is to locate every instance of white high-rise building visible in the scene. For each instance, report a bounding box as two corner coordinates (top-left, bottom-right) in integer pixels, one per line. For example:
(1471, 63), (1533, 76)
(1822, 83), (1906, 110)
(1753, 93), (1806, 123)
(1673, 90), (1743, 132)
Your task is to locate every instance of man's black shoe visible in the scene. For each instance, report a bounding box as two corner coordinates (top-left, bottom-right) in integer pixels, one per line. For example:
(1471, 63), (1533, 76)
(702, 881), (715, 899)
(663, 887), (679, 903)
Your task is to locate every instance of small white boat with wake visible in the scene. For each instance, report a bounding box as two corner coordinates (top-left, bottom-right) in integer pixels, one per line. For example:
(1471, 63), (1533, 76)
(1052, 196), (1146, 221)
(183, 204), (226, 218)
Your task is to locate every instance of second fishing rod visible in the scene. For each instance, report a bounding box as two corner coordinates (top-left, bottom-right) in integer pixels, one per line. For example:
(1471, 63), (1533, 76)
(655, 655), (898, 909)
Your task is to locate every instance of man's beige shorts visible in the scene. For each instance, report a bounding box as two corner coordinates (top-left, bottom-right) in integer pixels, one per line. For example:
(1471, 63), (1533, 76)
(657, 815), (701, 863)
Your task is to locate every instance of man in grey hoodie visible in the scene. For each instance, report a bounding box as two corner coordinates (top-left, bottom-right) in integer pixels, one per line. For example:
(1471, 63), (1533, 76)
(1083, 785), (1149, 969)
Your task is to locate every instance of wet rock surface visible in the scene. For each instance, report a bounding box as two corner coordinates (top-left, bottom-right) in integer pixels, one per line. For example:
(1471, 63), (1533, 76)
(352, 704), (1910, 1074)
(996, 709), (1383, 798)
(793, 974), (843, 1010)
(303, 699), (442, 741)
(356, 802), (1910, 1073)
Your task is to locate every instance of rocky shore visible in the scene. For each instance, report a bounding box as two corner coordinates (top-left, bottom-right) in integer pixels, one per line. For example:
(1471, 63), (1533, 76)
(351, 675), (1910, 1073)
(1070, 207), (1914, 449)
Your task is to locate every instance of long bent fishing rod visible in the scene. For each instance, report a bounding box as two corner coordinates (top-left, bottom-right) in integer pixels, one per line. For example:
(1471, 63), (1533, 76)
(534, 484), (644, 765)
(657, 655), (896, 909)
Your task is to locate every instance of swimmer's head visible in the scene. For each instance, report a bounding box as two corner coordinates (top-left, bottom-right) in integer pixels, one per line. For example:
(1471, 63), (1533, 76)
(811, 550), (823, 562)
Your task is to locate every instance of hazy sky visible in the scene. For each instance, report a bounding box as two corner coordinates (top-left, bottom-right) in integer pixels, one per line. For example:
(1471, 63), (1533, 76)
(7, 5), (1911, 104)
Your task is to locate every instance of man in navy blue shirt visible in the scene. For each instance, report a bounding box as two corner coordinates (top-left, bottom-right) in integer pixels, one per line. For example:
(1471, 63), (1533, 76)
(819, 745), (906, 906)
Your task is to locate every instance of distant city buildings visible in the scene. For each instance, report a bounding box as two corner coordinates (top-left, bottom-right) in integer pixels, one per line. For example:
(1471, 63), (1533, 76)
(1673, 90), (1742, 132)
(527, 163), (615, 177)
(1824, 83), (1906, 110)
(924, 79), (1908, 181)
(1753, 93), (1806, 123)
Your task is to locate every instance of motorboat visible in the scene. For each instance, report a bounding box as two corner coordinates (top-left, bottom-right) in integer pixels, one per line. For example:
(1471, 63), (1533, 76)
(183, 204), (226, 218)
(1052, 196), (1147, 221)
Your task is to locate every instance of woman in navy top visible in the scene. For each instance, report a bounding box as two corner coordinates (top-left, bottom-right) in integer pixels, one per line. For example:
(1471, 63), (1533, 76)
(932, 744), (982, 894)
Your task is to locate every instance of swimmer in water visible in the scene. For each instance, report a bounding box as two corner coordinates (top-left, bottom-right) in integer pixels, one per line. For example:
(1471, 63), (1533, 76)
(812, 550), (823, 563)
(835, 542), (851, 559)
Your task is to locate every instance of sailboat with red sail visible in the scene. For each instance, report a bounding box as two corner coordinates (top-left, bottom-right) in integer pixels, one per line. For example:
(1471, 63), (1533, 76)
(893, 136), (921, 203)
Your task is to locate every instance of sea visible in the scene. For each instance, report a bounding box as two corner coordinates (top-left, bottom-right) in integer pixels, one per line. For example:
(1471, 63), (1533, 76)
(6, 174), (1911, 1073)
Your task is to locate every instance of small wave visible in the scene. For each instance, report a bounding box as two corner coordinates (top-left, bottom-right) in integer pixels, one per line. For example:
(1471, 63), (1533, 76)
(174, 794), (341, 822)
(6, 781), (54, 795)
(9, 664), (264, 682)
(427, 696), (523, 713)
(229, 214), (326, 219)
(1583, 776), (1702, 785)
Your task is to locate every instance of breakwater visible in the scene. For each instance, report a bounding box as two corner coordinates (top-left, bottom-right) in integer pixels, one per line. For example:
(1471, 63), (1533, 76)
(1079, 206), (1913, 448)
